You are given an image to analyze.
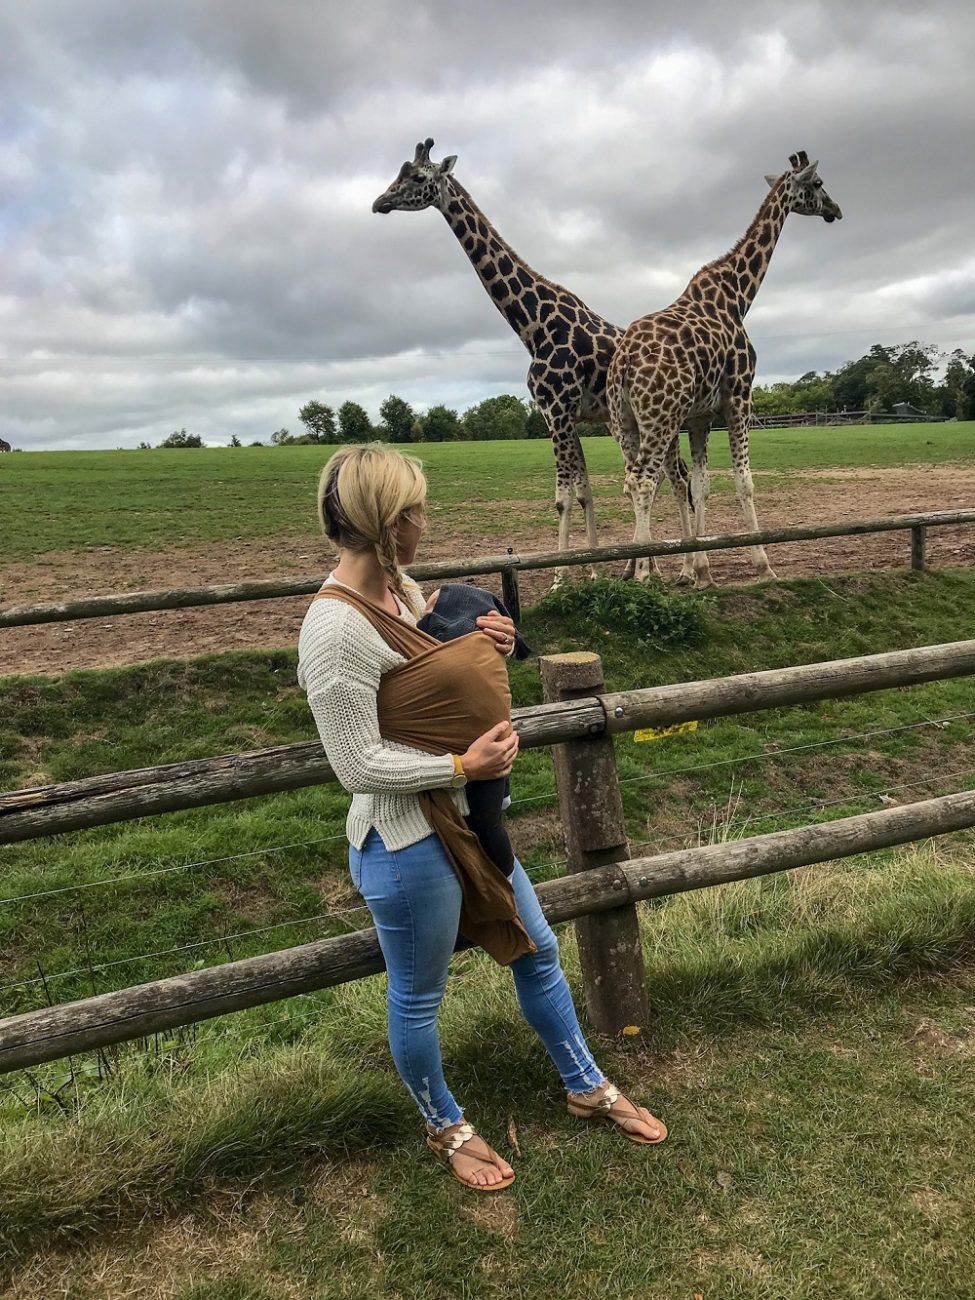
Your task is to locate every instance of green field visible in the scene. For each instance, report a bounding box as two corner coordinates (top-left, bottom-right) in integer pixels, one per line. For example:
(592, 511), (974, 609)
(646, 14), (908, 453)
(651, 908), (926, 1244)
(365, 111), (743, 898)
(3, 422), (973, 561)
(3, 567), (975, 1294)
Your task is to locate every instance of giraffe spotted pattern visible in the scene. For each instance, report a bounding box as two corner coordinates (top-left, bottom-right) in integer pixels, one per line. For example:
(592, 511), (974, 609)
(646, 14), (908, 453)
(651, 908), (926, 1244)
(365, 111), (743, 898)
(608, 151), (842, 587)
(373, 138), (690, 582)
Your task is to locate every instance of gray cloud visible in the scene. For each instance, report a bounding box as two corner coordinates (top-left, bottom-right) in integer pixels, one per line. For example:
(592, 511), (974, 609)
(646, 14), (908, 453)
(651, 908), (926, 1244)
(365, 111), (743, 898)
(0, 0), (973, 450)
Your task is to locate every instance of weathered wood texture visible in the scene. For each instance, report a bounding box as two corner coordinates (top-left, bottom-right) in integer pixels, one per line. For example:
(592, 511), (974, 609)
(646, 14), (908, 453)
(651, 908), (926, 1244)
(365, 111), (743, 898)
(911, 525), (927, 571)
(3, 641), (974, 844)
(500, 563), (522, 626)
(603, 640), (975, 734)
(3, 787), (974, 1073)
(540, 652), (651, 1036)
(3, 510), (973, 627)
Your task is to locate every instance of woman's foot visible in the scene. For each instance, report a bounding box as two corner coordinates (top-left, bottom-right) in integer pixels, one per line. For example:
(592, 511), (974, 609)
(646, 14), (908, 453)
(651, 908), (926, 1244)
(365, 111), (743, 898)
(566, 1080), (667, 1144)
(425, 1120), (516, 1190)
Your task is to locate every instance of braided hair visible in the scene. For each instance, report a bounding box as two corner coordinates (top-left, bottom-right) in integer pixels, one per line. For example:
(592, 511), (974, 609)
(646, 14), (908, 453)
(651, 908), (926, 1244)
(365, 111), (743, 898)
(317, 444), (426, 600)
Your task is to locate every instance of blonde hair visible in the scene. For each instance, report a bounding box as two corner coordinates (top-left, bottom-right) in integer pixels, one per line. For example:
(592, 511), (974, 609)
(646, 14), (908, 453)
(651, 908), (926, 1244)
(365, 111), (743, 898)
(317, 443), (427, 598)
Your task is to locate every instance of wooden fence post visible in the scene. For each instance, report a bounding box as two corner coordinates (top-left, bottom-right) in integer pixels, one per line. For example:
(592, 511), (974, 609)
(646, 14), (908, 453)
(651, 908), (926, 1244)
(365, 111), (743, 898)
(911, 525), (927, 571)
(501, 548), (522, 626)
(539, 651), (652, 1038)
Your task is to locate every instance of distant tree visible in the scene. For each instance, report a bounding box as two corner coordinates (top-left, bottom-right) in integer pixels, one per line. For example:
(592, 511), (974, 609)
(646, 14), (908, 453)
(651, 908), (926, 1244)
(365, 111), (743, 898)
(270, 428), (294, 446)
(338, 401), (374, 443)
(298, 399), (337, 443)
(137, 441), (152, 450)
(462, 394), (528, 441)
(379, 394), (416, 444)
(159, 428), (203, 448)
(249, 440), (265, 447)
(941, 350), (975, 419)
(420, 404), (462, 442)
(229, 435), (242, 447)
(576, 420), (610, 438)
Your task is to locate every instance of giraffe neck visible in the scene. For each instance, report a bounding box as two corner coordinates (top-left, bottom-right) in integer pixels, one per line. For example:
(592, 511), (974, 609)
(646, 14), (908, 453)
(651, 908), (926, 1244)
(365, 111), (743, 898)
(698, 179), (790, 319)
(440, 179), (559, 349)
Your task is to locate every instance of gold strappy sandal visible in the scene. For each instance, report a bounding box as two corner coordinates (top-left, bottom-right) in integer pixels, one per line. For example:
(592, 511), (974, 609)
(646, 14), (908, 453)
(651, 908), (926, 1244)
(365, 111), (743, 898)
(566, 1083), (668, 1146)
(425, 1121), (516, 1192)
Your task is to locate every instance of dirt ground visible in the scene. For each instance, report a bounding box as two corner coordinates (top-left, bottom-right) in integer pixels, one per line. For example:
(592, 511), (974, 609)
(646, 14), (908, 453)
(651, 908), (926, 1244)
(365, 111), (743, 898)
(3, 467), (974, 678)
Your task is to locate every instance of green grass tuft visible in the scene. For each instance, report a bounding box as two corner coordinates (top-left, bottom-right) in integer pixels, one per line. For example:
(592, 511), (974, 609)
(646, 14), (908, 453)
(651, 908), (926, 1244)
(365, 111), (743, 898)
(534, 576), (709, 650)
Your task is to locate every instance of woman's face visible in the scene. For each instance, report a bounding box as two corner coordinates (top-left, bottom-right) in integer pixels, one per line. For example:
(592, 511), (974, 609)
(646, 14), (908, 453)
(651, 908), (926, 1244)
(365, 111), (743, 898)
(394, 498), (427, 565)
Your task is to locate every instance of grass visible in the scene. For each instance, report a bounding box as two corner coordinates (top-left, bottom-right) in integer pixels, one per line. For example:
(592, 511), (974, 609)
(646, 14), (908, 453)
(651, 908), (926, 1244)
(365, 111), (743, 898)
(2, 421), (973, 561)
(2, 557), (975, 1291)
(1, 845), (975, 1296)
(2, 569), (974, 1019)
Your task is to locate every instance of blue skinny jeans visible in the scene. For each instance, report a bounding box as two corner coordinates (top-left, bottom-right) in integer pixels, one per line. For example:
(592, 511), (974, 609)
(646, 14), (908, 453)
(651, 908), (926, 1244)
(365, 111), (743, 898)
(349, 828), (607, 1132)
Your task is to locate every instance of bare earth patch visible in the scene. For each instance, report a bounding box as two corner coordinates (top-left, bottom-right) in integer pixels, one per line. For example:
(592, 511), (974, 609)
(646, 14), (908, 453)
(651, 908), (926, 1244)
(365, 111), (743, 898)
(3, 467), (975, 677)
(1, 1159), (383, 1300)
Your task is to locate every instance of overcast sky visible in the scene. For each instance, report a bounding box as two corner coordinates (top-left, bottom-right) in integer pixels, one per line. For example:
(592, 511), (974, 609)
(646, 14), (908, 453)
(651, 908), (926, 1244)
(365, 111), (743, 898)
(2, 0), (973, 450)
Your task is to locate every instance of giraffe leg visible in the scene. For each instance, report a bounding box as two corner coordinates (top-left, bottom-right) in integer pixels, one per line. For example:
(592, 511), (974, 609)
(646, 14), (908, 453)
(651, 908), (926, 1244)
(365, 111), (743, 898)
(537, 401), (588, 588)
(663, 435), (697, 586)
(553, 475), (574, 589)
(606, 386), (647, 580)
(726, 404), (776, 580)
(687, 419), (715, 589)
(626, 458), (668, 584)
(572, 465), (600, 579)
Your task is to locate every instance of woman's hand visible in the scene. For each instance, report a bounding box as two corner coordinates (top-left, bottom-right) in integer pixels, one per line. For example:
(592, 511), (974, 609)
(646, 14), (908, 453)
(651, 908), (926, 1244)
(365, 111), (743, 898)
(461, 721), (519, 779)
(476, 611), (517, 656)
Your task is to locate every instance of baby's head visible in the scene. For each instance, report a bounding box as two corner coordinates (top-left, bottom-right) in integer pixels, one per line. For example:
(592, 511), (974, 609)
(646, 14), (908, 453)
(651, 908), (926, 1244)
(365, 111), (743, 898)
(423, 587), (441, 615)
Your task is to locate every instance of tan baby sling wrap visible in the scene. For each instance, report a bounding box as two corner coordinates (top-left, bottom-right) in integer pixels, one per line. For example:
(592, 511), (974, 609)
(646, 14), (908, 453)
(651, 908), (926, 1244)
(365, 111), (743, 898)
(315, 585), (536, 964)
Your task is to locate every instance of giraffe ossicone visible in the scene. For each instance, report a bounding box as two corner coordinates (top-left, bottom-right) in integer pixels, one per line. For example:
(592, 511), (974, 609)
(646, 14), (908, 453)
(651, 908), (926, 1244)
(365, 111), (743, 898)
(607, 152), (842, 588)
(372, 138), (694, 584)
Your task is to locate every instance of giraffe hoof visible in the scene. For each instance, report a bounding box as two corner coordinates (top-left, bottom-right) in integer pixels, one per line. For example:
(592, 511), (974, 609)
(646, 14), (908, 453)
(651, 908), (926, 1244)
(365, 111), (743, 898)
(672, 573), (694, 588)
(619, 561), (635, 581)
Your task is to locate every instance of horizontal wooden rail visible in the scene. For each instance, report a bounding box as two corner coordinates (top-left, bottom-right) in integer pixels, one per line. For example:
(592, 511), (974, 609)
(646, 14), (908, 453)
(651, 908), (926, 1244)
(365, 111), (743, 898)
(3, 639), (974, 845)
(2, 787), (973, 1073)
(3, 510), (974, 628)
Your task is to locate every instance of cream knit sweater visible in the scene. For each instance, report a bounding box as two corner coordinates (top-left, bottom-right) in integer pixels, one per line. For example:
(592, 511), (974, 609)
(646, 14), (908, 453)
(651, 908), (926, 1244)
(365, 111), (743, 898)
(297, 573), (469, 850)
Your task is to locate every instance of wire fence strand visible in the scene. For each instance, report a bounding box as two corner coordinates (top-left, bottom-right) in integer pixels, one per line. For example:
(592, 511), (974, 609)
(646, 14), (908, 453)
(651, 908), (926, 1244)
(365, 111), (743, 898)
(0, 831), (350, 907)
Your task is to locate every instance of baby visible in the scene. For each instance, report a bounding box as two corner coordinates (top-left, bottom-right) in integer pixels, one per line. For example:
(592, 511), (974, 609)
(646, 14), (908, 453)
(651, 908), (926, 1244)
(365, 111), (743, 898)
(417, 583), (531, 877)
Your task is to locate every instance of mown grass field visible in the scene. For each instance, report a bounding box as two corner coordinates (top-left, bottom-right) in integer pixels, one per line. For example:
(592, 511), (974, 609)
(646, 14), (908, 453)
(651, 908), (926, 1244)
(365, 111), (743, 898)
(3, 421), (974, 561)
(2, 560), (975, 1295)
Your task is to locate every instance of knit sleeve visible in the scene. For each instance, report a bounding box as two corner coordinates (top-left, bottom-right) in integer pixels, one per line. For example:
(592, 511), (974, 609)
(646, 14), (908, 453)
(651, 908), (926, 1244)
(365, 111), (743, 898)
(298, 601), (455, 796)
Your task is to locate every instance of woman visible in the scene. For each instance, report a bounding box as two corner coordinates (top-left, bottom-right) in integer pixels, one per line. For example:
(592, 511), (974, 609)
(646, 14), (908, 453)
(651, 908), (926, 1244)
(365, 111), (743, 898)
(298, 445), (667, 1192)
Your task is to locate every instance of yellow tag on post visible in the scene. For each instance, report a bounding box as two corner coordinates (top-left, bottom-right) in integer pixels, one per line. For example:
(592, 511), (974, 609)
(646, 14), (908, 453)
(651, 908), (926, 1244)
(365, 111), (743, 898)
(634, 720), (698, 743)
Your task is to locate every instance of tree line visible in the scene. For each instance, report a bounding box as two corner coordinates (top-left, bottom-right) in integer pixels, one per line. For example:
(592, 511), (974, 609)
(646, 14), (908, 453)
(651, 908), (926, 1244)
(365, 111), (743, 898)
(750, 343), (975, 420)
(278, 394), (595, 445)
(141, 340), (973, 449)
(289, 342), (974, 445)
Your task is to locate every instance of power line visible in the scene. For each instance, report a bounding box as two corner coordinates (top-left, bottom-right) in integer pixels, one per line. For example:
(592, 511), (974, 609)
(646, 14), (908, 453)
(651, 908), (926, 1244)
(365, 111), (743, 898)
(0, 322), (961, 372)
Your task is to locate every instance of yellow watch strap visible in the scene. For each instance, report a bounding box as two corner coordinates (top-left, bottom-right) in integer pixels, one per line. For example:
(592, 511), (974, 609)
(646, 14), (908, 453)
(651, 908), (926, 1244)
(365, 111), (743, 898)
(451, 753), (465, 777)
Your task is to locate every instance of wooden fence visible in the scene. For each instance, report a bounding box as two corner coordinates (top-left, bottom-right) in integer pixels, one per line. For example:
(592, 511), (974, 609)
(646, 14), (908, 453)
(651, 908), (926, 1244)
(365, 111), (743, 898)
(2, 638), (975, 1073)
(2, 509), (974, 630)
(747, 409), (949, 429)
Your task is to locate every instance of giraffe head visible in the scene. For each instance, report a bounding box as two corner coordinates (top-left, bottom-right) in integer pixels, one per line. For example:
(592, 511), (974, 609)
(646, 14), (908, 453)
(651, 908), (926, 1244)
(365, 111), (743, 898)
(765, 151), (843, 222)
(372, 138), (457, 214)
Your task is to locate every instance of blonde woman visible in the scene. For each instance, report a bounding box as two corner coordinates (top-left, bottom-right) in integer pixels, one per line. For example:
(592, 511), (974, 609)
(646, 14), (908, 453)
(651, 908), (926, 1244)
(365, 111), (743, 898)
(297, 445), (667, 1192)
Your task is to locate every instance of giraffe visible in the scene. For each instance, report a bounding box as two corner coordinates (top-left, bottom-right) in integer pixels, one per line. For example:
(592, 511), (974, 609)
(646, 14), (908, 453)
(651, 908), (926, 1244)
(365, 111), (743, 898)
(607, 152), (842, 587)
(372, 138), (694, 583)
